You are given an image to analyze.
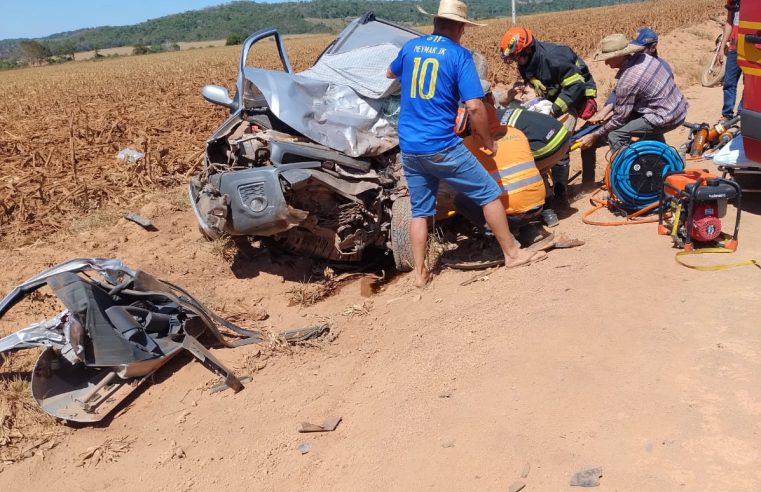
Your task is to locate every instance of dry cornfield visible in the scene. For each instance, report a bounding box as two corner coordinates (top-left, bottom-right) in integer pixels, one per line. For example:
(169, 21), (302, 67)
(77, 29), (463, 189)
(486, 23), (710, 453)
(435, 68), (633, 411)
(0, 0), (722, 245)
(471, 0), (723, 85)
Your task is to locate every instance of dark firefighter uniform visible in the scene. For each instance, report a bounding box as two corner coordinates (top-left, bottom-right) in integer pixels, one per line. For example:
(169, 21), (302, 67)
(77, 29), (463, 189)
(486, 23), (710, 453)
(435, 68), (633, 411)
(499, 107), (570, 165)
(518, 41), (597, 117)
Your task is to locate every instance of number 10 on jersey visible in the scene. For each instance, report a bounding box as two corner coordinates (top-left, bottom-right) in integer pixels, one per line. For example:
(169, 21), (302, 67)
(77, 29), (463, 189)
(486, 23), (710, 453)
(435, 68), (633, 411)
(410, 57), (439, 100)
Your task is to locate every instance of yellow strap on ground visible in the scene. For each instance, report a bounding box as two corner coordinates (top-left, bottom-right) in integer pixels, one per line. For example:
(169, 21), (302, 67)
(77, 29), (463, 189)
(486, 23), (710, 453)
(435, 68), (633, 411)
(675, 248), (760, 271)
(670, 204), (682, 237)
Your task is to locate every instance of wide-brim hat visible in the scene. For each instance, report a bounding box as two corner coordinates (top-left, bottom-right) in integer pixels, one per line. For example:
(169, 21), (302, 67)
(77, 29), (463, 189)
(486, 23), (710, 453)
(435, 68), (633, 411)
(593, 33), (645, 61)
(417, 0), (486, 27)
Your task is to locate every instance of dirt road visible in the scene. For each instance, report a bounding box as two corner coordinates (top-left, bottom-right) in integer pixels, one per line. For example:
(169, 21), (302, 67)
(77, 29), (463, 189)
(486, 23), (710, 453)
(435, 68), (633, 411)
(1, 21), (760, 491)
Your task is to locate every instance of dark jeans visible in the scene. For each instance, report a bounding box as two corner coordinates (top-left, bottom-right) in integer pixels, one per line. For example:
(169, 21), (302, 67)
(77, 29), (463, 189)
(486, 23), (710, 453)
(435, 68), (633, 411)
(551, 157), (570, 195)
(722, 50), (744, 119)
(453, 193), (541, 232)
(607, 116), (684, 152)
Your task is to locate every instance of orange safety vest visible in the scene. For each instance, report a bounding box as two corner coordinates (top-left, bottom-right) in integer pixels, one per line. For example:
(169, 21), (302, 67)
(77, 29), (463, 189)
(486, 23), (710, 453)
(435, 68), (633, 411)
(463, 127), (546, 215)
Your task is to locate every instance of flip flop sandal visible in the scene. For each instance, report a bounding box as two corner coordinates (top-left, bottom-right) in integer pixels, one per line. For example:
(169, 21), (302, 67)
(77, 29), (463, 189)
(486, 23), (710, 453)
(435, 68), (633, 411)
(526, 235), (556, 252)
(553, 234), (586, 249)
(504, 250), (548, 269)
(444, 258), (503, 271)
(445, 249), (550, 271)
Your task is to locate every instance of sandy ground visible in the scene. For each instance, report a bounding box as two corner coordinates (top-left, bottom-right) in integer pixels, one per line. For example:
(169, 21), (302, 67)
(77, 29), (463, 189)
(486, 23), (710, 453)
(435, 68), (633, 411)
(2, 20), (761, 491)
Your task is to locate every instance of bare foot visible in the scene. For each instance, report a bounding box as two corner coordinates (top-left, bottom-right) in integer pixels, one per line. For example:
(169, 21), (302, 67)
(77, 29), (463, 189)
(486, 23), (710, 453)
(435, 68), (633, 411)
(414, 270), (431, 288)
(504, 250), (546, 269)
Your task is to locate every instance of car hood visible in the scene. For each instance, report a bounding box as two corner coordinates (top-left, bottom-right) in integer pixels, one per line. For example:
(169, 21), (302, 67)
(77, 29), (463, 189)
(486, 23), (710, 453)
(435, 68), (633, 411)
(243, 16), (420, 157)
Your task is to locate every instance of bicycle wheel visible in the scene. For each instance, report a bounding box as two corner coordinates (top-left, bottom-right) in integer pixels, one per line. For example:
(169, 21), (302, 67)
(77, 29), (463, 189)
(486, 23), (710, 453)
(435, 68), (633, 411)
(701, 32), (726, 87)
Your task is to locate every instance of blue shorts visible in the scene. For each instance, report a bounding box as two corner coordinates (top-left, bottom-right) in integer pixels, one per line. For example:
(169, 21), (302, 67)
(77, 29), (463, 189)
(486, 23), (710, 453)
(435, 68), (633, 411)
(401, 141), (502, 218)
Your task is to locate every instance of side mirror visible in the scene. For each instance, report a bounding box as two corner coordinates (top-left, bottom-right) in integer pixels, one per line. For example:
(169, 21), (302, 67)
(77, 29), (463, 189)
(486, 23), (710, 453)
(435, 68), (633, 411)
(202, 85), (234, 109)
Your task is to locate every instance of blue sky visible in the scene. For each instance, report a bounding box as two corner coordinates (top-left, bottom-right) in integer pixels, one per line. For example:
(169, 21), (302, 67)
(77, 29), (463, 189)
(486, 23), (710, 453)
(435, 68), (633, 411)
(0, 0), (281, 39)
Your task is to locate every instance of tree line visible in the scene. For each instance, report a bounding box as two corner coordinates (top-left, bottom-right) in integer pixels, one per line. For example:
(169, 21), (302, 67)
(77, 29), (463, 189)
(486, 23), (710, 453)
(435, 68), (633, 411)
(0, 0), (640, 67)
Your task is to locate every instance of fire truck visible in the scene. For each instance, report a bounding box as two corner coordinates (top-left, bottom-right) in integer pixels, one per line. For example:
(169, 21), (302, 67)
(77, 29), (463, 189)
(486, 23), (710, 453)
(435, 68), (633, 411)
(739, 1), (761, 162)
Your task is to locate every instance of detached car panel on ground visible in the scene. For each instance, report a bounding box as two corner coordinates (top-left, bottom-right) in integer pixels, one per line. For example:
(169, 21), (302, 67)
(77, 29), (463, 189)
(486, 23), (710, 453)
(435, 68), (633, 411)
(189, 14), (426, 267)
(0, 259), (327, 423)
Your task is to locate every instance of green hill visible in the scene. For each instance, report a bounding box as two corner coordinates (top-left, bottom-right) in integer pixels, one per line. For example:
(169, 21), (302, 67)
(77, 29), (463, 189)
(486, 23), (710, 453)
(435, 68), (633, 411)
(0, 0), (640, 62)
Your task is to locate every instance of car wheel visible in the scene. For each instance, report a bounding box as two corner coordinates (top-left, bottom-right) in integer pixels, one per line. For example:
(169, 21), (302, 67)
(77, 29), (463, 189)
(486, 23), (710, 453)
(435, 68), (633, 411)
(390, 196), (443, 273)
(390, 196), (414, 272)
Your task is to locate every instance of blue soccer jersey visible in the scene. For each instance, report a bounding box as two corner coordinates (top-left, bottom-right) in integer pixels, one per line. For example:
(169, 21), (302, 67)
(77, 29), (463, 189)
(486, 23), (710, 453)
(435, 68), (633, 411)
(390, 34), (484, 154)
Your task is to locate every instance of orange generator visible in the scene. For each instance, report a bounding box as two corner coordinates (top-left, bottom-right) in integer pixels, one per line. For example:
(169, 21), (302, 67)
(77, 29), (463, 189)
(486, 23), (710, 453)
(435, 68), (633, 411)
(658, 169), (742, 251)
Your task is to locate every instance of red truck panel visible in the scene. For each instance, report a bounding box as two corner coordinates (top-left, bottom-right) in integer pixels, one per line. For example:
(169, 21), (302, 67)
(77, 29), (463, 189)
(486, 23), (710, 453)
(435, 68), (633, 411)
(739, 1), (761, 162)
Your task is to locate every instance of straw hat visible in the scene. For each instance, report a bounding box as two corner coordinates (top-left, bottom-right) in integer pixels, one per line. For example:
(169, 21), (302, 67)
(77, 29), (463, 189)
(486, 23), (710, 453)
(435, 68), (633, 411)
(593, 34), (645, 62)
(416, 0), (486, 27)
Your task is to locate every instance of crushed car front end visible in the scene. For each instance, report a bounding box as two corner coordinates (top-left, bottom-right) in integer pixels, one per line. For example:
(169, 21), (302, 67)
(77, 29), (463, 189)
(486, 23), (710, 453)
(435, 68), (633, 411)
(189, 14), (420, 263)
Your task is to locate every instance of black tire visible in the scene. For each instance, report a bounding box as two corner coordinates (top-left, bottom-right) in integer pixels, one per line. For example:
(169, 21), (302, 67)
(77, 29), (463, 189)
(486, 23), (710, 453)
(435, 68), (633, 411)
(390, 196), (443, 273)
(390, 196), (415, 272)
(701, 33), (726, 88)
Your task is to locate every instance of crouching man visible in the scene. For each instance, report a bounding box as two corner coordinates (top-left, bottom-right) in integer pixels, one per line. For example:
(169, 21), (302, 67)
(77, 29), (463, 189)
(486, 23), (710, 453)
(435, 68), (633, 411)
(454, 125), (547, 246)
(579, 34), (687, 152)
(454, 84), (562, 242)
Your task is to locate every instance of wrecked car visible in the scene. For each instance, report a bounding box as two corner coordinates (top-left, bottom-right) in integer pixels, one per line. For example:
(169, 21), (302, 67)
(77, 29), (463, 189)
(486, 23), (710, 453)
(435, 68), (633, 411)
(0, 258), (326, 423)
(189, 13), (431, 270)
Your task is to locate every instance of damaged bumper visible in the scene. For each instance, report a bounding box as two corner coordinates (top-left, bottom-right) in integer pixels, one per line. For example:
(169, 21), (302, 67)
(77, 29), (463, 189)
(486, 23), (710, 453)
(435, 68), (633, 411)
(189, 163), (318, 239)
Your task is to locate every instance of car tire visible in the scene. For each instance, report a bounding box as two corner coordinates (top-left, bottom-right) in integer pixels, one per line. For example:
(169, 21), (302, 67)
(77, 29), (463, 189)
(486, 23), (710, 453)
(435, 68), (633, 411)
(390, 196), (415, 272)
(390, 196), (443, 273)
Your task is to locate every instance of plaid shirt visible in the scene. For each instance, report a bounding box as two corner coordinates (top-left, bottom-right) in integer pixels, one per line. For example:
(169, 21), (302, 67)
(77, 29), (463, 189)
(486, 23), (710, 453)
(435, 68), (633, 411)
(597, 53), (688, 138)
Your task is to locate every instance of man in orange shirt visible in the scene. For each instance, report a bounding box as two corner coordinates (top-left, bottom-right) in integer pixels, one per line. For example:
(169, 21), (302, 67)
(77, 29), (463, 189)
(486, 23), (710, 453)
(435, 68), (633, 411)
(453, 83), (548, 244)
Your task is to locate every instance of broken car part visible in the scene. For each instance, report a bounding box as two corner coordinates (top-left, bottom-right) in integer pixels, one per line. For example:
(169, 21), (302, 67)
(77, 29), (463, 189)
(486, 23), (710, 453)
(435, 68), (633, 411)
(0, 258), (327, 423)
(190, 13), (424, 268)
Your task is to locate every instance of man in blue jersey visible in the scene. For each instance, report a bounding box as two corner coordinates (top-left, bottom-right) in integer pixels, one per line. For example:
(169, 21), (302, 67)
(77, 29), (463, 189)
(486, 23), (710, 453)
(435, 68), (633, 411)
(387, 0), (538, 287)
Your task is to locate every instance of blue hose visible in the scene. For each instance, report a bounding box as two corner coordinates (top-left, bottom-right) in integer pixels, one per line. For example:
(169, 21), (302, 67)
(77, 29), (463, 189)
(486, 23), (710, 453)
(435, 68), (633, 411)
(609, 141), (684, 211)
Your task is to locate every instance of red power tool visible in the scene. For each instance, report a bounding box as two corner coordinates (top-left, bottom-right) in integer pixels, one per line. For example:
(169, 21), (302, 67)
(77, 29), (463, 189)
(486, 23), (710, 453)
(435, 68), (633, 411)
(657, 169), (742, 251)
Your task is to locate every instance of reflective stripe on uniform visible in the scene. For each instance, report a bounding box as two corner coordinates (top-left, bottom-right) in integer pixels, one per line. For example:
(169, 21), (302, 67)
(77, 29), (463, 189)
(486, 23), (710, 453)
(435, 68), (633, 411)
(498, 173), (544, 193)
(554, 97), (568, 113)
(533, 125), (569, 159)
(585, 88), (597, 97)
(489, 160), (537, 181)
(507, 108), (523, 127)
(561, 73), (584, 87)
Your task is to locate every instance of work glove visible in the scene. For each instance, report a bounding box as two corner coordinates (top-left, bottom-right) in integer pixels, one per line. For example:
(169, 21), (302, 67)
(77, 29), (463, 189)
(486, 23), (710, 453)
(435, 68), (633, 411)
(550, 103), (564, 118)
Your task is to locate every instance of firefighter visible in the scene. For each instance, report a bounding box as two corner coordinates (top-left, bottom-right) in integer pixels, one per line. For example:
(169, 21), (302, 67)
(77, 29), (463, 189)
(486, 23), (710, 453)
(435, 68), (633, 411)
(465, 52), (570, 174)
(453, 83), (558, 245)
(499, 106), (571, 175)
(499, 27), (598, 225)
(454, 126), (547, 246)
